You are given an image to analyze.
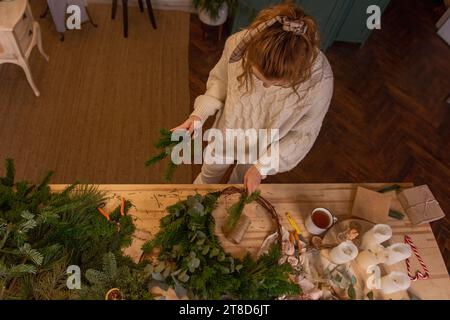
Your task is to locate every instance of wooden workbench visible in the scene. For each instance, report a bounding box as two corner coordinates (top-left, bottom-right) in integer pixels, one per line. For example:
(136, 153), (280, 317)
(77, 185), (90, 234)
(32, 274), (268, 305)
(51, 183), (450, 300)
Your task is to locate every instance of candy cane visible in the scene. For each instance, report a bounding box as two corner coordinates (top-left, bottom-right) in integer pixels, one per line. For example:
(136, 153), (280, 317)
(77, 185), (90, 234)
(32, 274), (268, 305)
(404, 235), (430, 281)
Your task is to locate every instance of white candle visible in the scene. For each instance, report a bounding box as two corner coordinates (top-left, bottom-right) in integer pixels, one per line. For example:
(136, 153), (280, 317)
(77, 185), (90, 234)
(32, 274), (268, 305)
(384, 243), (412, 265)
(356, 244), (389, 270)
(380, 271), (411, 294)
(356, 250), (379, 270)
(361, 224), (392, 250)
(329, 241), (359, 264)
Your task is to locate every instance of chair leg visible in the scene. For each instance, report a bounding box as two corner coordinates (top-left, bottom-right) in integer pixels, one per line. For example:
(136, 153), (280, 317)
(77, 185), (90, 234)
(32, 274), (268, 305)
(40, 5), (50, 18)
(85, 7), (98, 28)
(112, 0), (118, 20)
(138, 0), (144, 12)
(17, 58), (40, 97)
(35, 23), (50, 61)
(122, 0), (128, 38)
(145, 0), (157, 29)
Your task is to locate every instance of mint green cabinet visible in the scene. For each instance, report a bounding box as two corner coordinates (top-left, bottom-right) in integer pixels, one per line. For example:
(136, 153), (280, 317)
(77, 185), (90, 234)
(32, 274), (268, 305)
(231, 0), (391, 50)
(335, 0), (391, 44)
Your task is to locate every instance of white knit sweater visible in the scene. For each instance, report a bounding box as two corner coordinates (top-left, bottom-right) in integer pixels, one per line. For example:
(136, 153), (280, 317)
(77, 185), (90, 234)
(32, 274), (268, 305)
(191, 31), (334, 176)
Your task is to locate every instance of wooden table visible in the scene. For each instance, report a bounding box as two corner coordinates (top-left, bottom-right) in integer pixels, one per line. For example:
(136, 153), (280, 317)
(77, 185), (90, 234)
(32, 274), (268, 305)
(51, 183), (450, 300)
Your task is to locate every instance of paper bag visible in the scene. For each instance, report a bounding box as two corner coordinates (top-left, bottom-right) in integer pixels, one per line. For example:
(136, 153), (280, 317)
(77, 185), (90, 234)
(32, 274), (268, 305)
(351, 187), (391, 224)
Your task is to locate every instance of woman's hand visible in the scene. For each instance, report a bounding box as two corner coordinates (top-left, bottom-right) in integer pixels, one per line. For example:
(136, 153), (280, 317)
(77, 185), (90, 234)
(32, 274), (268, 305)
(171, 115), (201, 134)
(244, 165), (262, 195)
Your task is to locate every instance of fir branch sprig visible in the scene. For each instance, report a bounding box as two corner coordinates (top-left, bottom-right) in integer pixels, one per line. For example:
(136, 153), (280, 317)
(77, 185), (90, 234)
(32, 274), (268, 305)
(145, 129), (189, 182)
(222, 191), (259, 236)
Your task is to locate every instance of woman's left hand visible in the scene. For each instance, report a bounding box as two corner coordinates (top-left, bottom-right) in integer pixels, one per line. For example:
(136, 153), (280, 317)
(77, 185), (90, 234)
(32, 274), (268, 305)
(244, 166), (262, 195)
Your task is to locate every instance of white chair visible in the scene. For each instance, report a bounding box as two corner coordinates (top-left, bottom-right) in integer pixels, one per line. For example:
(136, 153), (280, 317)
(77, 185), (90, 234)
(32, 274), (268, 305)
(0, 0), (49, 97)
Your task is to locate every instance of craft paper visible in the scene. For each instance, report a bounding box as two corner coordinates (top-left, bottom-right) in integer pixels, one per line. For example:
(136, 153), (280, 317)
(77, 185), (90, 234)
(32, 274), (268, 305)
(351, 187), (391, 224)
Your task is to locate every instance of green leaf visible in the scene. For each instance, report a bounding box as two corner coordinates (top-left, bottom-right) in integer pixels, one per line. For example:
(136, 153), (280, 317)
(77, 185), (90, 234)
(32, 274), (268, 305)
(367, 291), (374, 300)
(21, 211), (35, 220)
(389, 210), (405, 220)
(155, 262), (166, 273)
(348, 284), (356, 300)
(217, 252), (225, 262)
(377, 184), (401, 193)
(102, 252), (118, 279)
(209, 247), (219, 257)
(19, 243), (44, 266)
(8, 264), (37, 277)
(178, 270), (190, 283)
(201, 246), (210, 255)
(188, 258), (200, 272)
(85, 269), (108, 286)
(152, 272), (164, 281)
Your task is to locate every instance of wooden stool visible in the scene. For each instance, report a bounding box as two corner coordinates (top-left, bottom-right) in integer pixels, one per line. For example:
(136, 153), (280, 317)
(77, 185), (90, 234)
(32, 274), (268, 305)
(112, 0), (157, 38)
(201, 21), (225, 42)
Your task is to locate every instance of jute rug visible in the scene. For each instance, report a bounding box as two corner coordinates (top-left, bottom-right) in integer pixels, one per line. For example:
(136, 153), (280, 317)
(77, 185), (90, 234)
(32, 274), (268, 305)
(0, 3), (192, 184)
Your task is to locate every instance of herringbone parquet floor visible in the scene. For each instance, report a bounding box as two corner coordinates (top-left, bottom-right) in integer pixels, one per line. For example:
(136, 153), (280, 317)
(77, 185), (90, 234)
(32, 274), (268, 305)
(189, 0), (450, 271)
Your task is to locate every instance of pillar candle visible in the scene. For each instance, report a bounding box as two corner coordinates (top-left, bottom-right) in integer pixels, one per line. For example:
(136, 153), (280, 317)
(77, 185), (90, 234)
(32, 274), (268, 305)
(356, 250), (379, 270)
(384, 243), (412, 265)
(356, 244), (389, 270)
(329, 241), (359, 264)
(380, 271), (411, 294)
(361, 224), (392, 250)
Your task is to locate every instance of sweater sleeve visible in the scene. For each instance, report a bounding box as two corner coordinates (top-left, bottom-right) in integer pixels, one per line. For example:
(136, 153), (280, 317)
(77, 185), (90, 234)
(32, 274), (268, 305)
(254, 74), (334, 176)
(190, 37), (232, 123)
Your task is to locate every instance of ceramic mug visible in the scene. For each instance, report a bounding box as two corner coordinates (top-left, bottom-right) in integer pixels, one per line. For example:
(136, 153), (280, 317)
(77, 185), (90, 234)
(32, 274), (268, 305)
(305, 208), (337, 235)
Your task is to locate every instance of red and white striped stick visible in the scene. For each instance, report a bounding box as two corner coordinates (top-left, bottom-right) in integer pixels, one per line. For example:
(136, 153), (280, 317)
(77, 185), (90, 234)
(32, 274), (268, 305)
(404, 235), (430, 281)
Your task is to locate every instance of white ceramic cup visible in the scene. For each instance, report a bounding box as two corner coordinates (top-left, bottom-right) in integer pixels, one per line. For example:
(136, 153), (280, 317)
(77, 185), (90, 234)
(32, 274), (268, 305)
(305, 208), (336, 235)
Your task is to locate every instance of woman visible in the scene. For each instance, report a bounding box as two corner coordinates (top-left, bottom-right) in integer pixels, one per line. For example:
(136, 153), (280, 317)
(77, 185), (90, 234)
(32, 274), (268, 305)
(172, 3), (333, 194)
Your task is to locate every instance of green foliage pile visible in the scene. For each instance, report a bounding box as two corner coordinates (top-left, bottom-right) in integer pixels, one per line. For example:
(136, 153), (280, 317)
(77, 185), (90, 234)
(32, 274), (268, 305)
(80, 252), (153, 300)
(142, 192), (299, 300)
(0, 159), (139, 300)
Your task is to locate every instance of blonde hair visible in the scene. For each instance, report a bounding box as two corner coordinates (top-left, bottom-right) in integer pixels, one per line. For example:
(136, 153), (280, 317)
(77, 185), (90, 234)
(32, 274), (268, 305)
(237, 3), (320, 95)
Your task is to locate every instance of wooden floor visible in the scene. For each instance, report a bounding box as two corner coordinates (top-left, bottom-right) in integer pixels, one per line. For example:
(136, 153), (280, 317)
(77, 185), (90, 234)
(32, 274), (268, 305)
(188, 0), (450, 270)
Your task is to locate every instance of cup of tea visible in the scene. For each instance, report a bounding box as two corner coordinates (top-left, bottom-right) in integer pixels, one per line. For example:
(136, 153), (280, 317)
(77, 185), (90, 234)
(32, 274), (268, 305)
(305, 208), (336, 235)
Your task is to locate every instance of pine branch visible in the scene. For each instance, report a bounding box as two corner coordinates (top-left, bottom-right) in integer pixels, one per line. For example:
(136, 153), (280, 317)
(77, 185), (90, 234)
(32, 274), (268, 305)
(144, 151), (167, 167)
(0, 158), (15, 187)
(145, 128), (191, 182)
